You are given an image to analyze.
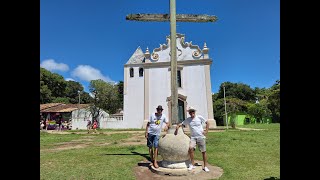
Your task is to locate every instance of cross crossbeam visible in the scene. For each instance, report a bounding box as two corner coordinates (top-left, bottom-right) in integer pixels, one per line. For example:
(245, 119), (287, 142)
(126, 13), (218, 23)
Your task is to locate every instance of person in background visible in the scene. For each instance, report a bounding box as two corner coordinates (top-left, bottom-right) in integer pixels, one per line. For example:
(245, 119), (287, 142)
(56, 114), (63, 131)
(92, 120), (98, 133)
(87, 119), (92, 133)
(40, 120), (44, 130)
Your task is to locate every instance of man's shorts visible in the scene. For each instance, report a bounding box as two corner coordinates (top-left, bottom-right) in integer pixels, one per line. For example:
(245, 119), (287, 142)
(147, 134), (160, 148)
(190, 137), (206, 152)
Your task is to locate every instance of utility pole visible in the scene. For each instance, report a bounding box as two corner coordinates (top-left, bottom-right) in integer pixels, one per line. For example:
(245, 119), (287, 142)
(78, 91), (80, 105)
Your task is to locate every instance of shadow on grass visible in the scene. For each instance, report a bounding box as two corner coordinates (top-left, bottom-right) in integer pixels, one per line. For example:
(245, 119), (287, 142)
(101, 151), (151, 161)
(264, 177), (280, 180)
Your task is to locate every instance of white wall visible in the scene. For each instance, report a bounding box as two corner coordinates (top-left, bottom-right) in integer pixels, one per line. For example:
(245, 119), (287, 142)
(123, 66), (145, 128)
(182, 65), (208, 120)
(146, 64), (208, 122)
(123, 34), (212, 128)
(71, 108), (91, 130)
(123, 64), (209, 125)
(71, 108), (116, 130)
(148, 67), (171, 121)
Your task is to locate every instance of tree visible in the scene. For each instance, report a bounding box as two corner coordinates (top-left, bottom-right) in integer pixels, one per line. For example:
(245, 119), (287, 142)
(64, 80), (84, 104)
(89, 79), (120, 121)
(267, 80), (280, 123)
(226, 97), (248, 128)
(226, 97), (248, 114)
(116, 81), (124, 109)
(217, 82), (256, 102)
(212, 98), (225, 126)
(247, 100), (272, 123)
(52, 97), (70, 104)
(40, 83), (52, 104)
(80, 92), (93, 104)
(40, 67), (67, 100)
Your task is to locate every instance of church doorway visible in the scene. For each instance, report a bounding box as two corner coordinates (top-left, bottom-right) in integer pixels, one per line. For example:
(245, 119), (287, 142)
(178, 99), (185, 123)
(166, 94), (187, 124)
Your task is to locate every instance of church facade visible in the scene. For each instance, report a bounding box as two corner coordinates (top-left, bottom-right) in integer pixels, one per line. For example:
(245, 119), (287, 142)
(123, 33), (216, 129)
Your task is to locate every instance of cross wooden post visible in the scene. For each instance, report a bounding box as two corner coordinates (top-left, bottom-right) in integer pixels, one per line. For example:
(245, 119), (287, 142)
(126, 0), (217, 125)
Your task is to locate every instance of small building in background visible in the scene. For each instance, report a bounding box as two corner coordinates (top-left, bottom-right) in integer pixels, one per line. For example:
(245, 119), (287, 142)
(40, 103), (126, 130)
(223, 112), (272, 126)
(40, 103), (91, 130)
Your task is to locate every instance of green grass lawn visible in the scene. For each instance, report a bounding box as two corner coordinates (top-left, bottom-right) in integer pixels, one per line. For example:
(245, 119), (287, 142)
(40, 123), (279, 180)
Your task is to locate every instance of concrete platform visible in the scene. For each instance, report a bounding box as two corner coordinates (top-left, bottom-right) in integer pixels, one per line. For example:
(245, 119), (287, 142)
(150, 161), (202, 176)
(134, 160), (224, 179)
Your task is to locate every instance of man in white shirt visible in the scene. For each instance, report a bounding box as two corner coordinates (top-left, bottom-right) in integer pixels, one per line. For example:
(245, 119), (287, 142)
(175, 106), (210, 172)
(145, 105), (169, 168)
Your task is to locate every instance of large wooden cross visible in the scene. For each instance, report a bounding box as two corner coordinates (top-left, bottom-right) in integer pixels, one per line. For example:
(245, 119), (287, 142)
(126, 0), (218, 125)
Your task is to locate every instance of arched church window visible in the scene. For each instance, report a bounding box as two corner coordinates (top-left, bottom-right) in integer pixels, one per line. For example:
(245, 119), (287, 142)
(177, 70), (182, 87)
(139, 68), (144, 77)
(130, 68), (134, 77)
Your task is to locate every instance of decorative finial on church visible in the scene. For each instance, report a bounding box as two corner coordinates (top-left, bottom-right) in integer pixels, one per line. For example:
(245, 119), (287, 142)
(144, 47), (151, 63)
(202, 42), (209, 59)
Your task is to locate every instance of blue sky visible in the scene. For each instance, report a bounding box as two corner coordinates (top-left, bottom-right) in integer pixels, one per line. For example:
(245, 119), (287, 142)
(40, 0), (279, 93)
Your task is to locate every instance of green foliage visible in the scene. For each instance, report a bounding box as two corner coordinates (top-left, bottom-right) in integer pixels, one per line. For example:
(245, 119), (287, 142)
(40, 84), (52, 103)
(64, 80), (84, 103)
(217, 82), (256, 102)
(89, 79), (121, 116)
(213, 80), (280, 124)
(226, 97), (248, 114)
(267, 81), (280, 122)
(247, 101), (271, 123)
(213, 97), (248, 126)
(117, 81), (124, 109)
(51, 97), (70, 104)
(80, 91), (93, 104)
(213, 98), (225, 125)
(40, 67), (93, 104)
(40, 68), (67, 98)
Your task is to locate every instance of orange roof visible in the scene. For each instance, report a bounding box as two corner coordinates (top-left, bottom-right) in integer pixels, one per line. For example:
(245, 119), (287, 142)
(40, 104), (90, 113)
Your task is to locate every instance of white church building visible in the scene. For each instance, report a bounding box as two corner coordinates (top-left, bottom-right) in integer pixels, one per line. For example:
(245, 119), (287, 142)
(122, 33), (216, 129)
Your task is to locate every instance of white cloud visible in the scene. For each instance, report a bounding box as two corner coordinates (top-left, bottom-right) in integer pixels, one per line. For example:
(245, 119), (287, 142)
(65, 78), (75, 81)
(40, 59), (69, 72)
(71, 65), (115, 83)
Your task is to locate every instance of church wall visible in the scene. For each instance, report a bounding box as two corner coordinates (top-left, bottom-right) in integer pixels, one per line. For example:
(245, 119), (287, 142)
(182, 65), (209, 120)
(148, 67), (171, 121)
(123, 66), (145, 128)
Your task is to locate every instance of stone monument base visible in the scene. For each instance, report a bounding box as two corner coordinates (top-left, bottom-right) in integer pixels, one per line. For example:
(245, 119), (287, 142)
(207, 119), (217, 128)
(161, 159), (191, 169)
(150, 160), (202, 176)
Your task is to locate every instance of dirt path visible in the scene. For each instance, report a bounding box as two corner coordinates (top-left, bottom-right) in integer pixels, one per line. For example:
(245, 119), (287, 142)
(41, 131), (146, 152)
(236, 127), (266, 131)
(42, 128), (262, 152)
